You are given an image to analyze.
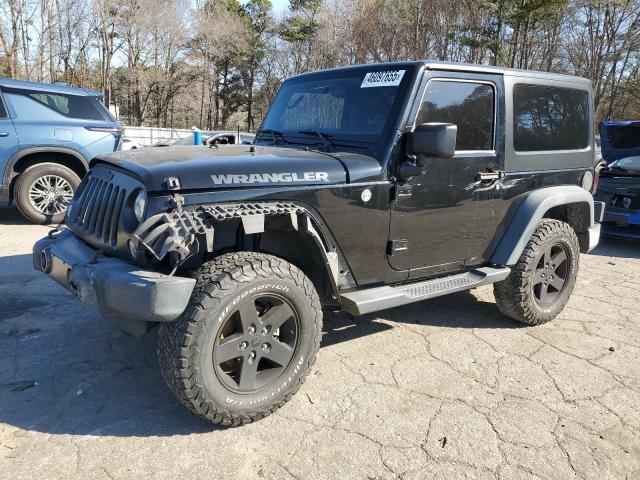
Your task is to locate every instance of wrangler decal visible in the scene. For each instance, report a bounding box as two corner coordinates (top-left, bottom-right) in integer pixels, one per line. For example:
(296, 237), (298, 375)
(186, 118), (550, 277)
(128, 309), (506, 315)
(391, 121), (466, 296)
(211, 172), (329, 185)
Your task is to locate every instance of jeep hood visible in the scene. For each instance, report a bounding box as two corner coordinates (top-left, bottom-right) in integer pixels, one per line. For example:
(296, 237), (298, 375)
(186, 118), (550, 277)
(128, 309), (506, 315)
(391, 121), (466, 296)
(93, 145), (382, 191)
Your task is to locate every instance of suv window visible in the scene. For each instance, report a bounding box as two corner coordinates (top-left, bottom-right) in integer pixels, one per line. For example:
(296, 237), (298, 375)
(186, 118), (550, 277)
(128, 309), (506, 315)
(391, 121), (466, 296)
(416, 80), (495, 151)
(3, 88), (106, 121)
(513, 84), (589, 151)
(0, 94), (7, 118)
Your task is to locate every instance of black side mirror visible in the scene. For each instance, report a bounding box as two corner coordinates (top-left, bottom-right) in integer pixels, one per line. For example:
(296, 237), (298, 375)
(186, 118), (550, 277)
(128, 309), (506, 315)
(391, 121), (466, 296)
(411, 123), (457, 160)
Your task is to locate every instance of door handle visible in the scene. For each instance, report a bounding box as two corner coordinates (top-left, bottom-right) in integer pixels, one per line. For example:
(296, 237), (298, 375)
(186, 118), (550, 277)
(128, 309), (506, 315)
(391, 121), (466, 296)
(0, 132), (9, 137)
(476, 170), (505, 182)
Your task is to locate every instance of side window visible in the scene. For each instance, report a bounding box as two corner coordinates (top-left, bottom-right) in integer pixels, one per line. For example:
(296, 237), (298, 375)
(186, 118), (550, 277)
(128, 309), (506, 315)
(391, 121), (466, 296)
(0, 93), (7, 118)
(416, 80), (495, 151)
(2, 88), (106, 121)
(513, 84), (589, 151)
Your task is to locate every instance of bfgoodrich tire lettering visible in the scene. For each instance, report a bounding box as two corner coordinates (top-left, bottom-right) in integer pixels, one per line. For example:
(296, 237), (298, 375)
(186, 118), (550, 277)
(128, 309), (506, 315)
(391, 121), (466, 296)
(158, 252), (322, 426)
(493, 219), (580, 326)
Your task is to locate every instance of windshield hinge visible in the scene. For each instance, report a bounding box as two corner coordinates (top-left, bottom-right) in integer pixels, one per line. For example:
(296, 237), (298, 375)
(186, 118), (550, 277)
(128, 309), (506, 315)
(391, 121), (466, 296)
(171, 192), (185, 213)
(393, 184), (413, 201)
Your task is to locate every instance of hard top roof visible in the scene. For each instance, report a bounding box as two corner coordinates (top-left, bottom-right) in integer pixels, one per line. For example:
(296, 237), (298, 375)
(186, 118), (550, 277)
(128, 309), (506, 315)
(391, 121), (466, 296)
(290, 60), (591, 85)
(0, 77), (103, 96)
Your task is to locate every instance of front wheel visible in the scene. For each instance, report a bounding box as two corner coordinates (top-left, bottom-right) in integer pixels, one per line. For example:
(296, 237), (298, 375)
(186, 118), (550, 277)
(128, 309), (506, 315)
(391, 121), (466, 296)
(493, 219), (580, 326)
(158, 252), (323, 426)
(14, 162), (80, 224)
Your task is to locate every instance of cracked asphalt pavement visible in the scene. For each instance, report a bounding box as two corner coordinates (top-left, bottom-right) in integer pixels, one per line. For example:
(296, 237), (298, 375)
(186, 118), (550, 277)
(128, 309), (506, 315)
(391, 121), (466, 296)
(1, 206), (639, 480)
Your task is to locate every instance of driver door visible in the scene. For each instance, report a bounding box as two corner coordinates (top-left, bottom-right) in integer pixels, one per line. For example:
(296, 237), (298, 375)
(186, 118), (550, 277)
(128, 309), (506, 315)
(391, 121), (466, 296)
(388, 72), (505, 278)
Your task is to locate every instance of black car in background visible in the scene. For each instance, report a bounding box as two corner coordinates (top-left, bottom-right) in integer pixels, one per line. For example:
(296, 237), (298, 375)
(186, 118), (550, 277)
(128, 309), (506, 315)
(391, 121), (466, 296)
(595, 121), (640, 240)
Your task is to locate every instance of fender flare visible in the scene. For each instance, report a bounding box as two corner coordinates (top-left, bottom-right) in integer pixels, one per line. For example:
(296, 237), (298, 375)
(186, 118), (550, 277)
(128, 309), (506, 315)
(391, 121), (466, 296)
(134, 201), (354, 301)
(490, 185), (595, 266)
(203, 201), (353, 299)
(3, 146), (88, 186)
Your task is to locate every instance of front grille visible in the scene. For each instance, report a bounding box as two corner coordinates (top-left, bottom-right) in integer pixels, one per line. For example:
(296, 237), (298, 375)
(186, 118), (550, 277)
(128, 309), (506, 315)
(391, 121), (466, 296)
(69, 174), (126, 246)
(66, 164), (143, 254)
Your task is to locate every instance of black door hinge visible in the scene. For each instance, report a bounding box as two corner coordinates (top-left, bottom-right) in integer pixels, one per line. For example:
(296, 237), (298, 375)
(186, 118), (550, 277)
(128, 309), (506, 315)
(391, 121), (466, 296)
(388, 239), (409, 255)
(393, 184), (413, 201)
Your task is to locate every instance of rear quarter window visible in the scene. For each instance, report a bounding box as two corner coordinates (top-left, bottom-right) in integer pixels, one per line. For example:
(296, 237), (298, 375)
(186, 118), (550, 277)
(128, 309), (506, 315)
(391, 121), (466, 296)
(3, 88), (106, 121)
(513, 84), (589, 151)
(0, 93), (7, 118)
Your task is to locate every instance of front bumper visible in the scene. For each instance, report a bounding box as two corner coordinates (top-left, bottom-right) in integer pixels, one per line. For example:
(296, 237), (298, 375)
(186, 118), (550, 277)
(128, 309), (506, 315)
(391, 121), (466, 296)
(33, 229), (195, 326)
(599, 207), (640, 240)
(604, 209), (640, 226)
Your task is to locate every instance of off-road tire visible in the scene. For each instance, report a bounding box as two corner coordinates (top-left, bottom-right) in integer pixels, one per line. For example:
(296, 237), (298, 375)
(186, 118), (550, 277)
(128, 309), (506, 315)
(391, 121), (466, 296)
(158, 252), (323, 426)
(493, 219), (580, 326)
(14, 162), (80, 224)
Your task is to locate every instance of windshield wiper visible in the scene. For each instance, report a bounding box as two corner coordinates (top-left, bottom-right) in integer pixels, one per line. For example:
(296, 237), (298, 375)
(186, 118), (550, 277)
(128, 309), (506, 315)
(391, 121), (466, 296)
(332, 142), (370, 151)
(256, 129), (290, 144)
(297, 130), (336, 149)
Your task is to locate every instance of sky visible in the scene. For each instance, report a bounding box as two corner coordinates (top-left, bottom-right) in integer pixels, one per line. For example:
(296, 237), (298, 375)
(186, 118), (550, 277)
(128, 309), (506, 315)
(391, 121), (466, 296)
(238, 0), (289, 13)
(270, 0), (289, 13)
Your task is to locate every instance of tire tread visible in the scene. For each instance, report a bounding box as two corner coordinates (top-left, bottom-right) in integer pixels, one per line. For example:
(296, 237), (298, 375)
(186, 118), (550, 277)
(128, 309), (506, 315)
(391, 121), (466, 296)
(493, 219), (579, 326)
(158, 252), (322, 426)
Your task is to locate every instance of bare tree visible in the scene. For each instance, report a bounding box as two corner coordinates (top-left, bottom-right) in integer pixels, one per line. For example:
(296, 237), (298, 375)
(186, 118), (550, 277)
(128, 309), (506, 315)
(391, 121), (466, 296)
(2, 0), (639, 127)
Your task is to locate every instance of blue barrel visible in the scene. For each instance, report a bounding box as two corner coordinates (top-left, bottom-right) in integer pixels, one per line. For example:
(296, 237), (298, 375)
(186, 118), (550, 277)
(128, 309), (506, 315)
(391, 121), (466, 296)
(193, 131), (202, 145)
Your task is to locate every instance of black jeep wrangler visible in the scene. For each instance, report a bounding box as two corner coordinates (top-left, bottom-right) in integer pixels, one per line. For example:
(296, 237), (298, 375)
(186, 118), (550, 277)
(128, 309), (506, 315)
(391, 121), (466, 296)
(34, 61), (604, 425)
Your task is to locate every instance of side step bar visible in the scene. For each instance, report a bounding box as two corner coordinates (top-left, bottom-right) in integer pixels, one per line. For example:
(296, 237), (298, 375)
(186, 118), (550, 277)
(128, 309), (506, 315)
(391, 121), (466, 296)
(340, 266), (511, 316)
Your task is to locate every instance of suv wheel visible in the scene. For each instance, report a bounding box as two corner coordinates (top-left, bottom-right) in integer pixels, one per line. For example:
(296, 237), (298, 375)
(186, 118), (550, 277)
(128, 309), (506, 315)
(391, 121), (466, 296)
(493, 219), (580, 326)
(14, 162), (80, 224)
(158, 252), (322, 426)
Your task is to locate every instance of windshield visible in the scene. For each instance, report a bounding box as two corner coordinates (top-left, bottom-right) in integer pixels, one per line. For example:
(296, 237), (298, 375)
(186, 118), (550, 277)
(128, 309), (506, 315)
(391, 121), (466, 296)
(610, 156), (640, 173)
(258, 65), (416, 147)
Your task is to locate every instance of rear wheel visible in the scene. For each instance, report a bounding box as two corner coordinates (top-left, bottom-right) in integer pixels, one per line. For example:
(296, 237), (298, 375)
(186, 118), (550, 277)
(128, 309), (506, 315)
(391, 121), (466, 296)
(493, 219), (580, 325)
(14, 162), (80, 224)
(158, 252), (322, 426)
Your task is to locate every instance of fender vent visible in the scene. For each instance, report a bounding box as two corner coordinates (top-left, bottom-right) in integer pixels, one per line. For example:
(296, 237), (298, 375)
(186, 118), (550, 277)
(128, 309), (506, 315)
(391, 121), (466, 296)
(201, 202), (301, 220)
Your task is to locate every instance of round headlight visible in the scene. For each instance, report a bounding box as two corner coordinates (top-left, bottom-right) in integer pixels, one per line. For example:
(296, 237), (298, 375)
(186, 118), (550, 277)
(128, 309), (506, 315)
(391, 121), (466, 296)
(134, 190), (147, 222)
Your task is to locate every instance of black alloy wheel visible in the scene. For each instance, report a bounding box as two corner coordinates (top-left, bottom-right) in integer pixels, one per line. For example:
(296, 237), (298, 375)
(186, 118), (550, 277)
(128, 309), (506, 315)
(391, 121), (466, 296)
(532, 243), (569, 306)
(213, 294), (299, 393)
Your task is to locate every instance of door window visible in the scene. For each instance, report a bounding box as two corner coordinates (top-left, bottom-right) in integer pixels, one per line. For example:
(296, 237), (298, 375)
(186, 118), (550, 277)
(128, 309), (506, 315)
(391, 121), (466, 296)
(416, 80), (495, 151)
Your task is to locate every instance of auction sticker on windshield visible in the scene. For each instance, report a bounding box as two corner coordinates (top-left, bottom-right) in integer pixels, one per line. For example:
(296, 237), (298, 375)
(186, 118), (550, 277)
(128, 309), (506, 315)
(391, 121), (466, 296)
(361, 70), (405, 88)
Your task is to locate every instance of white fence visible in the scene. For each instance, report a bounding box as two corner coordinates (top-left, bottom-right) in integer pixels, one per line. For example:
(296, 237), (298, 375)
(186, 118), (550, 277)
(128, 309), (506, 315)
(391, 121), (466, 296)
(122, 126), (194, 147)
